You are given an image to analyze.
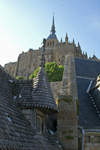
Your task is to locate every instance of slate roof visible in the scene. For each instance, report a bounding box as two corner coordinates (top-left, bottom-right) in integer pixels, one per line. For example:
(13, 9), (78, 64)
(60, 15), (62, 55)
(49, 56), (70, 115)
(89, 77), (100, 112)
(16, 67), (57, 114)
(0, 66), (38, 149)
(32, 67), (57, 113)
(76, 77), (100, 127)
(75, 57), (100, 78)
(47, 33), (57, 40)
(15, 67), (58, 114)
(14, 79), (33, 106)
(0, 65), (62, 150)
(74, 58), (100, 127)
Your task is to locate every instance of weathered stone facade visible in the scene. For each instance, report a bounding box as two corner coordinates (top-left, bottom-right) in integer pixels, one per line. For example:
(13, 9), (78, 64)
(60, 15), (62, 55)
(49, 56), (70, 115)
(4, 21), (88, 78)
(4, 15), (99, 78)
(57, 54), (78, 150)
(78, 128), (100, 150)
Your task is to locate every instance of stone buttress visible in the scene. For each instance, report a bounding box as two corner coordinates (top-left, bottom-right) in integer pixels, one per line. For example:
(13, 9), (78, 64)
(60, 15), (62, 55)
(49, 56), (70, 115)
(57, 54), (78, 150)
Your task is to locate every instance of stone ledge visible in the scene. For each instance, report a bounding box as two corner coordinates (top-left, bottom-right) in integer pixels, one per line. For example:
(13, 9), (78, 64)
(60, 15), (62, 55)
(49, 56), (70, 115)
(58, 94), (77, 101)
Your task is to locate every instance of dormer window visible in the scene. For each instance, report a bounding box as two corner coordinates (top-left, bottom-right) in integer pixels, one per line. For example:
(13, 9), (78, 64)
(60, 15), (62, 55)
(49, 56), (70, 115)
(35, 109), (45, 134)
(36, 115), (42, 134)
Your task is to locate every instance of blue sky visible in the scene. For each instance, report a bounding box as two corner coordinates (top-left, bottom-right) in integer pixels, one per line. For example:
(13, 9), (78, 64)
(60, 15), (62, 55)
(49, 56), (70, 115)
(0, 0), (100, 66)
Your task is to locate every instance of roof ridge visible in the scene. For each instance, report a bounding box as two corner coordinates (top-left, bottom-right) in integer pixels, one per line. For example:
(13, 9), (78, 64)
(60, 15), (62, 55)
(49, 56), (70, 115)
(74, 57), (100, 62)
(0, 65), (14, 79)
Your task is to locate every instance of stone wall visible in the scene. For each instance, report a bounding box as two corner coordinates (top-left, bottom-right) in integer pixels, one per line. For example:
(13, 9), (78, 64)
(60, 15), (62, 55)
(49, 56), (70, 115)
(4, 62), (17, 77)
(78, 129), (100, 150)
(4, 36), (87, 78)
(84, 131), (100, 150)
(50, 82), (62, 101)
(57, 54), (78, 150)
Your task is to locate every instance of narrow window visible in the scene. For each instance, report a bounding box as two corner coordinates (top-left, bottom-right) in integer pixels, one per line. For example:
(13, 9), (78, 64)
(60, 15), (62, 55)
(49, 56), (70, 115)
(36, 115), (42, 134)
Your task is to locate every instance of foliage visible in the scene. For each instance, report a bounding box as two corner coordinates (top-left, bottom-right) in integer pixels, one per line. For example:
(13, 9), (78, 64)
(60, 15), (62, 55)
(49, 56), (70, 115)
(15, 76), (27, 79)
(63, 97), (72, 102)
(29, 62), (64, 82)
(29, 67), (40, 79)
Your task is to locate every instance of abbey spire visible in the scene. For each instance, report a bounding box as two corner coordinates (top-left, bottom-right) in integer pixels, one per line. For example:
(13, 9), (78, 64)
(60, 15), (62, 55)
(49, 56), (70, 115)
(47, 14), (57, 40)
(51, 14), (55, 34)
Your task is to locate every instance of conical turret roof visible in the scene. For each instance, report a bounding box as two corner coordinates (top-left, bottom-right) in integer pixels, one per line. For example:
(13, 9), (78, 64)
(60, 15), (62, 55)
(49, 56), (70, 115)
(31, 67), (58, 113)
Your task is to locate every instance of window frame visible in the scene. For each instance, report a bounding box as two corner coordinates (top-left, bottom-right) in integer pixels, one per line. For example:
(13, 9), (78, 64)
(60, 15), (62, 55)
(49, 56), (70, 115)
(36, 115), (42, 134)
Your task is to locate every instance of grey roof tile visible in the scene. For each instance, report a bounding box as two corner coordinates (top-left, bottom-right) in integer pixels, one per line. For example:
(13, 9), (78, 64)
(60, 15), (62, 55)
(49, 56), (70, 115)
(75, 57), (100, 78)
(47, 33), (57, 40)
(16, 67), (58, 113)
(76, 77), (100, 127)
(75, 58), (100, 127)
(0, 65), (61, 150)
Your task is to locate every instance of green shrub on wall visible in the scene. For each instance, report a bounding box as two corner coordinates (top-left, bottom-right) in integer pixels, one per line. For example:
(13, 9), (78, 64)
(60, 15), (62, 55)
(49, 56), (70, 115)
(29, 62), (64, 82)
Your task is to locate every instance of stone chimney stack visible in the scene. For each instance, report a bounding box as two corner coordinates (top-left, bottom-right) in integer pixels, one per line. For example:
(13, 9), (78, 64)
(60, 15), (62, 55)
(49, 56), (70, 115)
(57, 54), (78, 150)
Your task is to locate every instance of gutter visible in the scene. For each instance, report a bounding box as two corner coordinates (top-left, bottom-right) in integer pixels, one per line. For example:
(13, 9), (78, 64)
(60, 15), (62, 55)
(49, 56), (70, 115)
(78, 126), (85, 150)
(86, 80), (93, 93)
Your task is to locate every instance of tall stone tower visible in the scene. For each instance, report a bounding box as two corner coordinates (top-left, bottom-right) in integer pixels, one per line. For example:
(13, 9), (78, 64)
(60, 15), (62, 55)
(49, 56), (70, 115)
(57, 54), (78, 150)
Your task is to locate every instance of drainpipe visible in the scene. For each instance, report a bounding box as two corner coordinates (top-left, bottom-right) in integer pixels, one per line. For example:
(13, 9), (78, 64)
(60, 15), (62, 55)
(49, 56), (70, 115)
(78, 126), (85, 150)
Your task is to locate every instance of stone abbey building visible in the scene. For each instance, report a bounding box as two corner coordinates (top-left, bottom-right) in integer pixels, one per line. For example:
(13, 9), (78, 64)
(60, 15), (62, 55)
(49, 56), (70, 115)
(1, 16), (100, 149)
(4, 15), (89, 78)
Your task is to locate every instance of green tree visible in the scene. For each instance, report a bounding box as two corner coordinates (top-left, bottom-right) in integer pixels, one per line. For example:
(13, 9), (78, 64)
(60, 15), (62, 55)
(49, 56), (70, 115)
(29, 67), (40, 79)
(15, 76), (27, 79)
(29, 62), (64, 82)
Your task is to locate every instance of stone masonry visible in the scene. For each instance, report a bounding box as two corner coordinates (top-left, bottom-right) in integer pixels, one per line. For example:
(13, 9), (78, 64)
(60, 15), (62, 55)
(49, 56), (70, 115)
(4, 35), (87, 78)
(57, 54), (78, 150)
(4, 14), (99, 79)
